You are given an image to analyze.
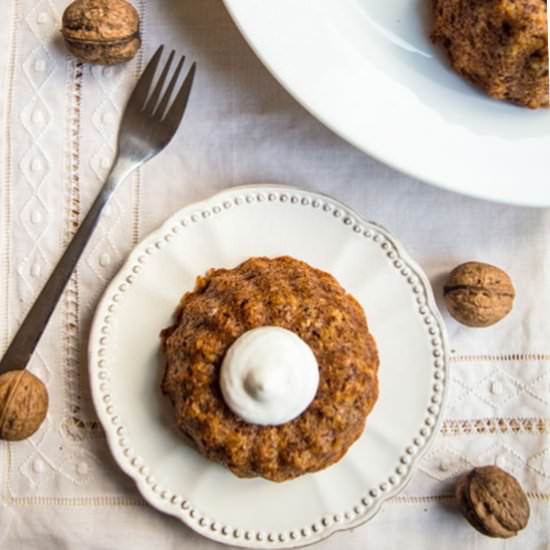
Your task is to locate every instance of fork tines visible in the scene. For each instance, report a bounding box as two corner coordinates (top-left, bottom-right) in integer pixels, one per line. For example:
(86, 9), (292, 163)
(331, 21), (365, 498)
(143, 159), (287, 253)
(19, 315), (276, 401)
(128, 45), (197, 127)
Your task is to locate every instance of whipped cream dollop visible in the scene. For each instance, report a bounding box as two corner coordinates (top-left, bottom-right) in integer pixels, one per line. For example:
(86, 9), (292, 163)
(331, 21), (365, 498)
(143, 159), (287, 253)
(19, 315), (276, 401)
(220, 327), (320, 426)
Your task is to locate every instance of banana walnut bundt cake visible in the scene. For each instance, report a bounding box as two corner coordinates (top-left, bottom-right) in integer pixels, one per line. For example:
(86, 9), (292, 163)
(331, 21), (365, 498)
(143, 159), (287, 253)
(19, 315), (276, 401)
(432, 0), (549, 108)
(160, 256), (379, 482)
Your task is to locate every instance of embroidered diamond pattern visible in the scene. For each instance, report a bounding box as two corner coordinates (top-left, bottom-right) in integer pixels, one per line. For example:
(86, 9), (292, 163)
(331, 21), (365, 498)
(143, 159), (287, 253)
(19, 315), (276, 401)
(16, 246), (51, 298)
(524, 370), (550, 407)
(20, 96), (51, 141)
(91, 99), (122, 144)
(475, 443), (527, 476)
(91, 62), (128, 101)
(527, 448), (550, 479)
(85, 237), (122, 283)
(19, 146), (49, 191)
(448, 369), (535, 415)
(20, 194), (49, 242)
(420, 445), (474, 482)
(58, 447), (100, 487)
(21, 46), (54, 91)
(90, 143), (115, 182)
(24, 0), (59, 45)
(19, 450), (56, 491)
(471, 370), (522, 408)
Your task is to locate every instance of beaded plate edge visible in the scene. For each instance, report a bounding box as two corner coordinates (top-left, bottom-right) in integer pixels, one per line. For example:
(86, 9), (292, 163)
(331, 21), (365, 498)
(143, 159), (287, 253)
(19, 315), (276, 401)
(88, 184), (449, 549)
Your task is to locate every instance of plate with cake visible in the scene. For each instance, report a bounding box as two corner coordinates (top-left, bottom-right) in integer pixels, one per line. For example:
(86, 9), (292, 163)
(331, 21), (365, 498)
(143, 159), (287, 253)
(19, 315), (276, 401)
(223, 0), (550, 207)
(89, 185), (448, 548)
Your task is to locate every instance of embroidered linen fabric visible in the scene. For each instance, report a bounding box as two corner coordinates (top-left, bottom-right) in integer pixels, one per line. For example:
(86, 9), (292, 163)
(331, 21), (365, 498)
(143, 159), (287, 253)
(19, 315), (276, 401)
(0, 1), (548, 548)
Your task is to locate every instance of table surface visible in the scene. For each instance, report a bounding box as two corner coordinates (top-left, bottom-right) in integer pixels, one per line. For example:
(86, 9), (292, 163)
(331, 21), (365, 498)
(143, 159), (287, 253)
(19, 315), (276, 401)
(0, 1), (548, 549)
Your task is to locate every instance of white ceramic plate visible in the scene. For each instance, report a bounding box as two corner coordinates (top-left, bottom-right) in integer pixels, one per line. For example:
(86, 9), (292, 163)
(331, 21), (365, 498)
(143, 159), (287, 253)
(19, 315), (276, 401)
(223, 0), (550, 207)
(89, 185), (449, 548)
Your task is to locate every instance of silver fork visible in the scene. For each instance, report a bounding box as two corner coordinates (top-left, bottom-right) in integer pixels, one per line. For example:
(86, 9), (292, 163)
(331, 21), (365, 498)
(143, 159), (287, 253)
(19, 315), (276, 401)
(0, 45), (196, 377)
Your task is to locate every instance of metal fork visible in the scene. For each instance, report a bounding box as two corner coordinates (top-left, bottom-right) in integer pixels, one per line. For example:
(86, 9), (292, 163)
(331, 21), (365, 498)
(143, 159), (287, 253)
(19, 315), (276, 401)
(0, 45), (196, 376)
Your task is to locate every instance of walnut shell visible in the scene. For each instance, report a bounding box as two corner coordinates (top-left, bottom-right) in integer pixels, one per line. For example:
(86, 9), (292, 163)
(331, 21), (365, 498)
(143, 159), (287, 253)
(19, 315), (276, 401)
(456, 466), (530, 538)
(0, 370), (49, 441)
(443, 262), (515, 327)
(62, 0), (141, 65)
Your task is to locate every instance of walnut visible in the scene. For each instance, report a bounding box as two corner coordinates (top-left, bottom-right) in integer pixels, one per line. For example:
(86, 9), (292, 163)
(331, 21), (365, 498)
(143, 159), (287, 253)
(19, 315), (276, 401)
(456, 466), (530, 538)
(62, 0), (141, 65)
(443, 262), (515, 327)
(0, 370), (49, 441)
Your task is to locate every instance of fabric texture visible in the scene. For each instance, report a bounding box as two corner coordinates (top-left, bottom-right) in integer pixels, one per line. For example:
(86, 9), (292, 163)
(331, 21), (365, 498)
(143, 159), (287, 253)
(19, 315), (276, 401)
(0, 1), (548, 548)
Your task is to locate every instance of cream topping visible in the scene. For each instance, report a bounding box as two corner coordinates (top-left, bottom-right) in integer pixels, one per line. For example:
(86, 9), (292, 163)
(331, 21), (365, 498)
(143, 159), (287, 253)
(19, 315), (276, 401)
(220, 327), (319, 426)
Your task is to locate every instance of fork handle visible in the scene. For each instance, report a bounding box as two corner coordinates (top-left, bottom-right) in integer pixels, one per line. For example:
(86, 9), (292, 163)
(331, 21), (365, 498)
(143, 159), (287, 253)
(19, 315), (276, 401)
(0, 158), (136, 375)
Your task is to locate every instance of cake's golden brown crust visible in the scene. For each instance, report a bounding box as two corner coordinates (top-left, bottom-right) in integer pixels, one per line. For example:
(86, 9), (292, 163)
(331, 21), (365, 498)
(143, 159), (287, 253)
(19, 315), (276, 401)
(161, 256), (379, 482)
(432, 0), (549, 109)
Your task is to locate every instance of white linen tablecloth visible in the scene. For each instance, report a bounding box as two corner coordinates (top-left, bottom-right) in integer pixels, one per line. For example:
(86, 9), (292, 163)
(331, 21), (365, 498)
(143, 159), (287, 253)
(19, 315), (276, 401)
(0, 1), (548, 548)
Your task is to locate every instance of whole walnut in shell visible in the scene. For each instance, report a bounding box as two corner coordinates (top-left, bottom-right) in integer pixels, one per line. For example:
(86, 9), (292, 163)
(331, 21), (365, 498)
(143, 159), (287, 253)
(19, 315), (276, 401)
(443, 262), (515, 327)
(0, 370), (48, 441)
(456, 466), (530, 538)
(62, 0), (141, 65)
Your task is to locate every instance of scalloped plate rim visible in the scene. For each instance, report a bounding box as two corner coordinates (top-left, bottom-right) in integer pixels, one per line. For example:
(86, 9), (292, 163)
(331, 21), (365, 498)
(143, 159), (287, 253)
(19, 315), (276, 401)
(88, 183), (449, 548)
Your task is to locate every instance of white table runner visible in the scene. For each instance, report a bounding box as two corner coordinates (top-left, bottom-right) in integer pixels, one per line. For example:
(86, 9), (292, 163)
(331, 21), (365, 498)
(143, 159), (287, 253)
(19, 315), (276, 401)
(0, 1), (548, 548)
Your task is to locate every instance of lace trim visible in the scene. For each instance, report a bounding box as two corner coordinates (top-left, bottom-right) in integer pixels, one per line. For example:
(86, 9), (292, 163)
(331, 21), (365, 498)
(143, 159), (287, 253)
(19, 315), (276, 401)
(131, 0), (146, 246)
(391, 493), (550, 503)
(450, 353), (550, 363)
(62, 0), (149, 441)
(391, 495), (454, 503)
(62, 59), (92, 442)
(6, 493), (548, 507)
(1, 0), (18, 354)
(6, 495), (146, 506)
(62, 417), (104, 440)
(441, 417), (548, 436)
(1, 0), (18, 504)
(61, 2), (150, 442)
